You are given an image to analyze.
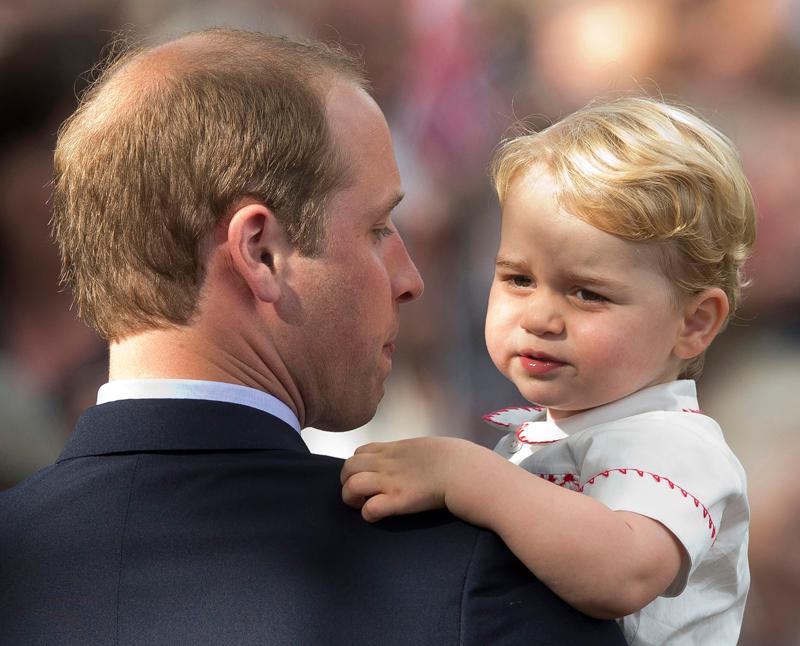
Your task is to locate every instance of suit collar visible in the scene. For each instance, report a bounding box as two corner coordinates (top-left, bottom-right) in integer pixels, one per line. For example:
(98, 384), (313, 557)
(58, 399), (308, 462)
(96, 379), (301, 433)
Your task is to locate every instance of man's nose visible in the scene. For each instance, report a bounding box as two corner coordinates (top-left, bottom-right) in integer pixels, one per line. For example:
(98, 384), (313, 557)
(520, 289), (564, 335)
(392, 236), (424, 303)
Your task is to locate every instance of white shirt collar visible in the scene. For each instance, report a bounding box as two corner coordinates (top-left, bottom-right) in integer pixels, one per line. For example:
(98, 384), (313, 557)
(548, 379), (700, 435)
(485, 380), (700, 438)
(96, 379), (301, 433)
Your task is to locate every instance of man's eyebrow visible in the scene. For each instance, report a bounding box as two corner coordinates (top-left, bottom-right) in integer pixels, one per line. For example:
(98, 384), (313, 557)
(367, 191), (404, 222)
(384, 191), (405, 214)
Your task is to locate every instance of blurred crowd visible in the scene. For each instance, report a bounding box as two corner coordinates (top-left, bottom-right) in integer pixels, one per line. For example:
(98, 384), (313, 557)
(1, 1), (798, 643)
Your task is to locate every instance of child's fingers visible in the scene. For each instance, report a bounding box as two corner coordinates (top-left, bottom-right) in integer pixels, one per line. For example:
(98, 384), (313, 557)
(361, 493), (399, 523)
(341, 471), (382, 508)
(353, 442), (386, 455)
(340, 453), (378, 485)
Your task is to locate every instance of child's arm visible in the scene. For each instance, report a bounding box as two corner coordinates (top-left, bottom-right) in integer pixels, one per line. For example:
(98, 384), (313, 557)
(340, 437), (684, 619)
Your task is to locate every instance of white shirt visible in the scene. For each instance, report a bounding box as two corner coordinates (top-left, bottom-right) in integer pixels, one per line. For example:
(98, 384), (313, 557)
(97, 379), (301, 433)
(487, 380), (750, 646)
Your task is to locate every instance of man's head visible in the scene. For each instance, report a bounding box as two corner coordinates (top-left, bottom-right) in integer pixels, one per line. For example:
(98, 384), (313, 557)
(258, 80), (423, 430)
(52, 28), (368, 341)
(52, 28), (423, 430)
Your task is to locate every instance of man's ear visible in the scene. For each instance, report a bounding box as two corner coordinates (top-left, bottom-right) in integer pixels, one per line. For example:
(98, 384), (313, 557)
(226, 201), (288, 303)
(674, 288), (730, 360)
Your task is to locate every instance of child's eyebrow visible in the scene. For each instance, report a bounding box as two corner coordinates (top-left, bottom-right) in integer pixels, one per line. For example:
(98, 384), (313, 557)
(562, 270), (628, 291)
(494, 257), (630, 291)
(494, 257), (526, 271)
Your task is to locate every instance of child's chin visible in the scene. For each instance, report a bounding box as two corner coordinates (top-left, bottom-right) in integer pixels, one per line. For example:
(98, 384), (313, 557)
(513, 383), (562, 407)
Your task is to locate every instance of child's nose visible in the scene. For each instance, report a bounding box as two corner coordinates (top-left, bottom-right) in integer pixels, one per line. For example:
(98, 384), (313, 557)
(520, 290), (565, 336)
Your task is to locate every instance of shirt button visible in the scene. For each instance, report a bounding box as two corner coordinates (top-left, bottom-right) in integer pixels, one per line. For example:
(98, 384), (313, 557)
(508, 438), (522, 453)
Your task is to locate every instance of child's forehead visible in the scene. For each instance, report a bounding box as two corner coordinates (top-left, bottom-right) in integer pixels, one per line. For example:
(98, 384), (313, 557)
(500, 173), (670, 275)
(504, 165), (628, 243)
(503, 167), (582, 230)
(504, 165), (581, 221)
(507, 164), (556, 195)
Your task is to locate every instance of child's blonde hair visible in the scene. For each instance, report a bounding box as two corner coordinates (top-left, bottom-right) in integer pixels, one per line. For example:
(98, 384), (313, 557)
(491, 97), (756, 378)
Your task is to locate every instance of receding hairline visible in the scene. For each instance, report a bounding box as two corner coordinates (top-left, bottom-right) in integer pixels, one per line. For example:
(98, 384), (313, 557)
(51, 27), (375, 339)
(93, 29), (363, 120)
(115, 30), (331, 83)
(67, 27), (372, 225)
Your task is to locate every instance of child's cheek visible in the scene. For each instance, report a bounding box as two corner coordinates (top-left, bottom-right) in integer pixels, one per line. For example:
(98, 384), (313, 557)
(484, 310), (511, 376)
(575, 325), (624, 369)
(484, 324), (505, 374)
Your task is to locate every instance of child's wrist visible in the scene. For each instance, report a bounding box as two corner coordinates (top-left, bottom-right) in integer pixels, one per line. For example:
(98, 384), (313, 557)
(440, 440), (509, 524)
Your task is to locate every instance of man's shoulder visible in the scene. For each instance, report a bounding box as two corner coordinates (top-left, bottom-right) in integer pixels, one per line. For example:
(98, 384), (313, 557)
(0, 444), (624, 645)
(275, 451), (625, 644)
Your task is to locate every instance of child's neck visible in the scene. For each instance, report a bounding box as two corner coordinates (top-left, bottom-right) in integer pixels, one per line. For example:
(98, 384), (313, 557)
(546, 376), (685, 421)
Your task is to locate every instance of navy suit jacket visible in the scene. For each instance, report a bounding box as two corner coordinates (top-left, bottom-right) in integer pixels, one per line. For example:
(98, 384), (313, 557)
(1, 399), (625, 645)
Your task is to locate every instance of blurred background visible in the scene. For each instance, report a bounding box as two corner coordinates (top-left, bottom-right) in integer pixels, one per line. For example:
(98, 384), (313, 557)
(1, 0), (798, 642)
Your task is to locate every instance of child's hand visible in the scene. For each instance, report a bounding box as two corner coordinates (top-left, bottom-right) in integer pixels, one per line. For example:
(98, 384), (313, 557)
(340, 437), (473, 523)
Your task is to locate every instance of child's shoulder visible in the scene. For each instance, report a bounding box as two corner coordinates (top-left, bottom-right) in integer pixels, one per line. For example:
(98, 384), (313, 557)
(579, 408), (747, 490)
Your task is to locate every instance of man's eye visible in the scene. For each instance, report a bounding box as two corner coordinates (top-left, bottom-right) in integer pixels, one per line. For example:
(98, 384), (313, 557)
(576, 288), (606, 302)
(374, 226), (394, 240)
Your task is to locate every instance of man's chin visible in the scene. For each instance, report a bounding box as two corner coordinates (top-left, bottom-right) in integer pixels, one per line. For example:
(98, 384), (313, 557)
(315, 391), (384, 433)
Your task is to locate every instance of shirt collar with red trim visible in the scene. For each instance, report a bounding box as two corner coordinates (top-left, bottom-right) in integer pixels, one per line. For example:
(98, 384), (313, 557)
(484, 380), (700, 444)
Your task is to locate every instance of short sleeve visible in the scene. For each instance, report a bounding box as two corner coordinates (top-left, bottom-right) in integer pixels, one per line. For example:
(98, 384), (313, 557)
(575, 412), (745, 596)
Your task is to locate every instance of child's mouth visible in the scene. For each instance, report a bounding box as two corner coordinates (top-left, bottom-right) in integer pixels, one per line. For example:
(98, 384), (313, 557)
(519, 354), (566, 375)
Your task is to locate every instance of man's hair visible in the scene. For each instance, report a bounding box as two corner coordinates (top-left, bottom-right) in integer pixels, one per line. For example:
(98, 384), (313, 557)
(490, 96), (756, 378)
(52, 28), (368, 341)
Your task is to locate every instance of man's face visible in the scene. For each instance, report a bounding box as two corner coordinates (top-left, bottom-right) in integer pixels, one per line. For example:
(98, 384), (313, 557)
(281, 82), (423, 431)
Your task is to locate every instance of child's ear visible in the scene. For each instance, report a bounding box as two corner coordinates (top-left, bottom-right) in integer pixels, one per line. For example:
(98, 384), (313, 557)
(226, 201), (289, 303)
(674, 288), (730, 360)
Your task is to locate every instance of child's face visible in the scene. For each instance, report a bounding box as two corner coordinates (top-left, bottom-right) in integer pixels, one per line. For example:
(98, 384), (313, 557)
(485, 168), (686, 419)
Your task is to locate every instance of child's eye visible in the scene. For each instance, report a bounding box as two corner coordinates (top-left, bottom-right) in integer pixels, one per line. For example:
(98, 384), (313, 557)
(509, 275), (532, 288)
(575, 288), (606, 302)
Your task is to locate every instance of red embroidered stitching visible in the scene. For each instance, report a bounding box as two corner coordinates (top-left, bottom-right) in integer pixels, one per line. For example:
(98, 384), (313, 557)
(681, 408), (704, 414)
(482, 405), (543, 427)
(536, 472), (583, 492)
(516, 426), (561, 445)
(583, 468), (717, 539)
(485, 418), (511, 428)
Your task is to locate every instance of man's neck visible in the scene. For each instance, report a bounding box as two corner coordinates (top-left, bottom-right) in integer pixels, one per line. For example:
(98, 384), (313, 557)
(108, 327), (307, 426)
